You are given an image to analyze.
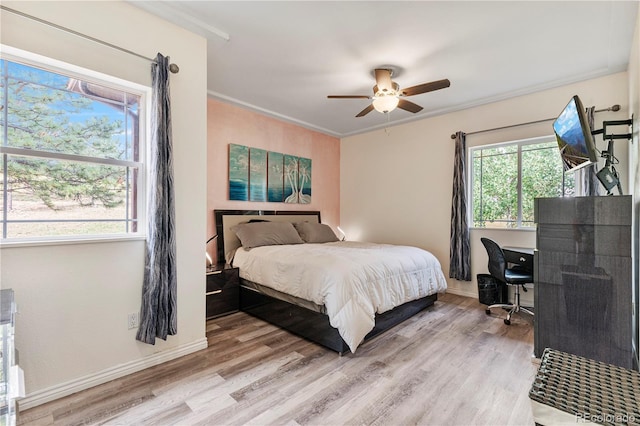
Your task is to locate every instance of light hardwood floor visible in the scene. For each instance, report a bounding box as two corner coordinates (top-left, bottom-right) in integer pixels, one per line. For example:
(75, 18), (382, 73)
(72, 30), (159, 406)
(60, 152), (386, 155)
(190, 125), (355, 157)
(19, 293), (537, 425)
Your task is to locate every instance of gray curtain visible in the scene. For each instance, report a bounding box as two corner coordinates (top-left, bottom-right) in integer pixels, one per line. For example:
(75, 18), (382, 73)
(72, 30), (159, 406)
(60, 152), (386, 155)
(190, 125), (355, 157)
(449, 131), (471, 281)
(579, 106), (600, 196)
(136, 53), (177, 344)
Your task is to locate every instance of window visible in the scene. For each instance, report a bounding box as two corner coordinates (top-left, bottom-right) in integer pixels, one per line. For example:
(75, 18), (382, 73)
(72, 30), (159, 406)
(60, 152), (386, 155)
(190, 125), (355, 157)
(470, 136), (574, 229)
(0, 51), (147, 240)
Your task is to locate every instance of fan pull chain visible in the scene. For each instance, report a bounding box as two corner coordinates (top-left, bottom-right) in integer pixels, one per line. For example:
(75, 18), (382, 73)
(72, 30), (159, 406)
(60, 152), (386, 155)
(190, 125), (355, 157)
(384, 112), (391, 136)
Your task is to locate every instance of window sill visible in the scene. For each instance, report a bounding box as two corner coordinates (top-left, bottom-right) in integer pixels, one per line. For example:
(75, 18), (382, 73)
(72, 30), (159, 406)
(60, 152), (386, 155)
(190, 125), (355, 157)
(0, 234), (146, 249)
(469, 227), (537, 232)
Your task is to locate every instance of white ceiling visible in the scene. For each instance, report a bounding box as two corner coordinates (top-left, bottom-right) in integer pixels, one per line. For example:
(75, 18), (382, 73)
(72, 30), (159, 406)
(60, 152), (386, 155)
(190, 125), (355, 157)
(130, 1), (638, 138)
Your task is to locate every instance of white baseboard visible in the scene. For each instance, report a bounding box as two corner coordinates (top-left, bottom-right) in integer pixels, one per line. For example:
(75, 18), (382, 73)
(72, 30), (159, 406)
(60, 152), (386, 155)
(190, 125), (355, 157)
(444, 288), (535, 307)
(19, 337), (208, 411)
(444, 288), (477, 299)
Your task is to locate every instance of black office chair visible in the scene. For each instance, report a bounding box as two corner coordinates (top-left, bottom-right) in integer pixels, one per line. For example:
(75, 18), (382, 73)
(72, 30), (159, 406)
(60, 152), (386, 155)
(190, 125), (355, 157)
(481, 237), (534, 325)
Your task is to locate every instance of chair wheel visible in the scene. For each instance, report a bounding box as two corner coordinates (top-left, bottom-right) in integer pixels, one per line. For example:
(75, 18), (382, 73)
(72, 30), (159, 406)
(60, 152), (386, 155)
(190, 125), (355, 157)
(504, 319), (511, 325)
(485, 309), (491, 315)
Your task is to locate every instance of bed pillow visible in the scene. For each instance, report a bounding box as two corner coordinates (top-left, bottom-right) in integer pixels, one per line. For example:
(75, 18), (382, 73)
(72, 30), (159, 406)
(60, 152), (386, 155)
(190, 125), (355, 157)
(232, 221), (304, 248)
(294, 222), (339, 243)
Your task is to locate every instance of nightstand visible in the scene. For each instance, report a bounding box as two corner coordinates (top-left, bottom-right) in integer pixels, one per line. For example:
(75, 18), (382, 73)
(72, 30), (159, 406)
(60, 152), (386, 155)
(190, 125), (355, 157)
(206, 264), (239, 319)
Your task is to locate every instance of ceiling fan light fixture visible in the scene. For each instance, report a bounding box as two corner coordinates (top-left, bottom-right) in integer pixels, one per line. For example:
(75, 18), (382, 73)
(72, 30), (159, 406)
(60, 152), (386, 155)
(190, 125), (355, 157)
(328, 68), (449, 117)
(372, 94), (399, 113)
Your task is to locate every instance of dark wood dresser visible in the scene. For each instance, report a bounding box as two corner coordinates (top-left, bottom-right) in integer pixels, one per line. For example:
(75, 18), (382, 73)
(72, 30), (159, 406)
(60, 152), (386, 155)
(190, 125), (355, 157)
(534, 195), (637, 370)
(206, 264), (239, 319)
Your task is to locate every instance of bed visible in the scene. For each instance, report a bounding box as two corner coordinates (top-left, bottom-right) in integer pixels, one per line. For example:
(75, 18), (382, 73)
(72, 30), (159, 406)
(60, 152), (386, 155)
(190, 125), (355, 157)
(214, 209), (447, 354)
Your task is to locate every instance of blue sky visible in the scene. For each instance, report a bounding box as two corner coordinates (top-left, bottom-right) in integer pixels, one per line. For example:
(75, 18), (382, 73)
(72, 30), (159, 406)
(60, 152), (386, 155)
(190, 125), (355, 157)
(2, 59), (138, 160)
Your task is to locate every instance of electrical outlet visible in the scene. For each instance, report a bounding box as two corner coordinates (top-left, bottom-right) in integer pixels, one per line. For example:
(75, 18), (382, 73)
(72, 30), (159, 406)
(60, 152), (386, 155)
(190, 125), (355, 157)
(128, 312), (139, 330)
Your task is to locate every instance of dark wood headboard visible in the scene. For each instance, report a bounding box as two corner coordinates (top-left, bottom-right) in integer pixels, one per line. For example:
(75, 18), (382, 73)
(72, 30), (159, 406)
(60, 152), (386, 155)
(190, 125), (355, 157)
(213, 210), (321, 263)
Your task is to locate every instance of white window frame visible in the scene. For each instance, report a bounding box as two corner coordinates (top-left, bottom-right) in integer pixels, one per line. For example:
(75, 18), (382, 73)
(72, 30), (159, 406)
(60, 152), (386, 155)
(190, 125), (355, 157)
(0, 45), (150, 245)
(468, 135), (573, 230)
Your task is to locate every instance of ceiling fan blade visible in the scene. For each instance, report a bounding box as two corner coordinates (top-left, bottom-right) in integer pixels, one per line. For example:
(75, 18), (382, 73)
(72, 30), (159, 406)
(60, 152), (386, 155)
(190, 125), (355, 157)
(400, 79), (451, 97)
(327, 95), (371, 99)
(397, 99), (423, 113)
(356, 104), (375, 117)
(374, 69), (393, 93)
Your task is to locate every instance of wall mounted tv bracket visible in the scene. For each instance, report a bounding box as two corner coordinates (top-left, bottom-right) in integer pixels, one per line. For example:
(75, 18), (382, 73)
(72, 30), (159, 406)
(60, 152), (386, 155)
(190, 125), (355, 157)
(592, 118), (634, 142)
(592, 117), (633, 196)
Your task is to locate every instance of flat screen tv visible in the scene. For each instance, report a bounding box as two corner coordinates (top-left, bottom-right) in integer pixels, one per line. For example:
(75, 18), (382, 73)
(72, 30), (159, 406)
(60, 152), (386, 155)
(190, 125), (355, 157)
(553, 95), (598, 172)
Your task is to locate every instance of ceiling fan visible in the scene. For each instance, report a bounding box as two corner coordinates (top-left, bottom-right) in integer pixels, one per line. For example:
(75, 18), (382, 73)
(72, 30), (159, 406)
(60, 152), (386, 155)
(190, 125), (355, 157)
(327, 68), (450, 117)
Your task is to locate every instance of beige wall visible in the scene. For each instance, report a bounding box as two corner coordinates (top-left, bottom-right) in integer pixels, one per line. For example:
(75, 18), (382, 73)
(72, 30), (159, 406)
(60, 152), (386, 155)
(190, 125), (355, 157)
(0, 1), (208, 408)
(206, 98), (340, 264)
(341, 72), (629, 304)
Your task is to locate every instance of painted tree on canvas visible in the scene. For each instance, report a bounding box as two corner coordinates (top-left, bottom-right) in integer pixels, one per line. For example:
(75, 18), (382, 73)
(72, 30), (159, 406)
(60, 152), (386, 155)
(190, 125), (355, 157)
(298, 158), (311, 204)
(284, 155), (299, 203)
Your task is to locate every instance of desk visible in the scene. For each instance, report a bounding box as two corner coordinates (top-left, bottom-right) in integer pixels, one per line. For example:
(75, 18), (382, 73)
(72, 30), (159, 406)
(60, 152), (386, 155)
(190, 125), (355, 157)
(503, 246), (534, 275)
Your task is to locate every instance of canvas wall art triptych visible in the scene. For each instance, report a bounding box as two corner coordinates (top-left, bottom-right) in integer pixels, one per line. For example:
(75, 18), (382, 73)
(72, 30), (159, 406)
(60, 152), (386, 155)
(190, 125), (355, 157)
(228, 143), (312, 204)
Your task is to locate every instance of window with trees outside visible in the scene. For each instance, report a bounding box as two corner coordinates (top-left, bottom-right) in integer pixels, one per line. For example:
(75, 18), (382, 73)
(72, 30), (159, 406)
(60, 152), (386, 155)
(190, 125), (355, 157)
(470, 137), (574, 229)
(0, 53), (147, 241)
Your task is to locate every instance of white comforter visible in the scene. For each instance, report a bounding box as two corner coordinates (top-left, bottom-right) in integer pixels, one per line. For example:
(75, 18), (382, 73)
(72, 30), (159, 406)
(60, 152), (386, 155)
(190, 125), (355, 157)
(232, 241), (447, 353)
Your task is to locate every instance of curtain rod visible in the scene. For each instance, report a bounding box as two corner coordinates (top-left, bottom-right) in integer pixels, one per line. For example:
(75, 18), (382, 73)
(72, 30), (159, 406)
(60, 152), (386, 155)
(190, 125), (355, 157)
(450, 104), (621, 139)
(1, 5), (179, 74)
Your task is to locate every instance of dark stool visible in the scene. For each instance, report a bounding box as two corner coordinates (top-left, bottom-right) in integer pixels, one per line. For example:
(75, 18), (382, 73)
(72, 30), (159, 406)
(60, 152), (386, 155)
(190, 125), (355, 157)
(529, 348), (640, 425)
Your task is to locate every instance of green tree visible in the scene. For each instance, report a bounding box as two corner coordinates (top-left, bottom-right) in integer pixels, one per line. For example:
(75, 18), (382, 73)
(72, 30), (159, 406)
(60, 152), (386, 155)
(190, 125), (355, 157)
(473, 145), (518, 227)
(521, 143), (574, 224)
(1, 60), (132, 211)
(473, 141), (573, 228)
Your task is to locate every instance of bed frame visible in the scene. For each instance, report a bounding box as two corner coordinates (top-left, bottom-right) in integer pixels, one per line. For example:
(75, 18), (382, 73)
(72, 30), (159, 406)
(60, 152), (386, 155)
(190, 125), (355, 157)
(214, 209), (438, 355)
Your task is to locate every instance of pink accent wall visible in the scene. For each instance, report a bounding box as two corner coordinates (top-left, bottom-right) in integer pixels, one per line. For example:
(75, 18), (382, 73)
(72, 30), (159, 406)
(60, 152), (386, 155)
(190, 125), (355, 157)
(207, 98), (341, 262)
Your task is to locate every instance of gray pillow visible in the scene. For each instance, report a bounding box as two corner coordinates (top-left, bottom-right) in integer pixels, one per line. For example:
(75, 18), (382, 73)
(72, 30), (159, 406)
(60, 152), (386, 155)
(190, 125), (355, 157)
(294, 222), (339, 243)
(232, 221), (304, 248)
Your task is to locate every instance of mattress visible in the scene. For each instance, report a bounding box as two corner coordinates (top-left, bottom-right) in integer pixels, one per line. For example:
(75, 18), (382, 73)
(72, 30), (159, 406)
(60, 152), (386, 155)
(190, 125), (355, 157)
(240, 279), (326, 314)
(232, 241), (447, 352)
